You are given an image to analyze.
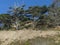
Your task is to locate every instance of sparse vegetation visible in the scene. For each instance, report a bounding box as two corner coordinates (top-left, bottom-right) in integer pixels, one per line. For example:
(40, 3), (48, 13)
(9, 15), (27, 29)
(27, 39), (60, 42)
(8, 40), (21, 45)
(2, 36), (60, 45)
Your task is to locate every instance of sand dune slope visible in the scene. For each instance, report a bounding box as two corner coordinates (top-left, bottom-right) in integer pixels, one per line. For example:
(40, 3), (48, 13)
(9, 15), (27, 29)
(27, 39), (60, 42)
(0, 30), (60, 45)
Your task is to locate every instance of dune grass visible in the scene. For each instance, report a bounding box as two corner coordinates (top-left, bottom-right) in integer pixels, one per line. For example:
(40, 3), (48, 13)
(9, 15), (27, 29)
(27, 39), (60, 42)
(7, 36), (60, 45)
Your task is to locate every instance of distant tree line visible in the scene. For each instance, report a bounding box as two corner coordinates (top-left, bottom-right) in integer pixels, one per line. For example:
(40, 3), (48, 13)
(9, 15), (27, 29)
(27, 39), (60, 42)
(0, 0), (60, 30)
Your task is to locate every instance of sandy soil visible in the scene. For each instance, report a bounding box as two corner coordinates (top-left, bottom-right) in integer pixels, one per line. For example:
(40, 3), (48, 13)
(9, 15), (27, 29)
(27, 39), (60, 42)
(0, 29), (60, 45)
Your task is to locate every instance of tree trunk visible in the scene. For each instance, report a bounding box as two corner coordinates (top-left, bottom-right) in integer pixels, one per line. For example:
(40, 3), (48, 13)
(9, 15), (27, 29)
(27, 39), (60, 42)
(32, 17), (35, 30)
(15, 17), (20, 30)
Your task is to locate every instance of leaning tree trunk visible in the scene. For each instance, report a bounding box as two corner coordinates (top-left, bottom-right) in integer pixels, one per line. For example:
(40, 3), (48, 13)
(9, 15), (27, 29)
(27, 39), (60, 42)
(12, 17), (20, 30)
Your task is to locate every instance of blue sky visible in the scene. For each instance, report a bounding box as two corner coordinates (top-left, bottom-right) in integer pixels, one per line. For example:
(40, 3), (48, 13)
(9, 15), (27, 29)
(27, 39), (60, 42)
(0, 0), (53, 14)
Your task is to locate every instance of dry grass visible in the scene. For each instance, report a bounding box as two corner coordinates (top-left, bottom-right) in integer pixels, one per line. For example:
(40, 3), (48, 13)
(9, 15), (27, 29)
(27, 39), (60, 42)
(0, 29), (60, 45)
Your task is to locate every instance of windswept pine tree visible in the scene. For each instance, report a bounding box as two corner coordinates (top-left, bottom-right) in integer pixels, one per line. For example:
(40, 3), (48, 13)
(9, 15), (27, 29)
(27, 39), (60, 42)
(47, 0), (60, 28)
(0, 14), (12, 29)
(0, 0), (59, 30)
